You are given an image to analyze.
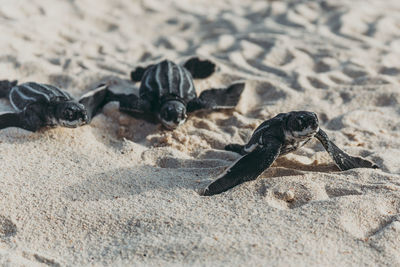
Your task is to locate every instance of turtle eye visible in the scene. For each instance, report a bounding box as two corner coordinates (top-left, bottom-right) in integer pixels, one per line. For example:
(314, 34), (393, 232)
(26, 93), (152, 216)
(296, 116), (310, 131)
(297, 118), (303, 127)
(163, 110), (170, 121)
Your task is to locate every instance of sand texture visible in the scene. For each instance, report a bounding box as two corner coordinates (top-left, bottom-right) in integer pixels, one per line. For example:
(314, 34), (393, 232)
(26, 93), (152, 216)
(0, 0), (400, 266)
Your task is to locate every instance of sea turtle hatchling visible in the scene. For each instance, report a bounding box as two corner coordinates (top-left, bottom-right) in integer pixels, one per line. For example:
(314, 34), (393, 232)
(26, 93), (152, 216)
(80, 57), (245, 129)
(0, 80), (106, 132)
(201, 111), (378, 196)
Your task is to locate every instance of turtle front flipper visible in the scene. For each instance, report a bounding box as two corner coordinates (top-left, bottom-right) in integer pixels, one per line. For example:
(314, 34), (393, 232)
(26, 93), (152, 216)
(200, 139), (282, 196)
(0, 103), (46, 132)
(182, 57), (216, 79)
(106, 91), (151, 114)
(0, 80), (17, 98)
(315, 128), (378, 170)
(225, 143), (247, 155)
(104, 91), (156, 123)
(79, 83), (110, 122)
(0, 112), (25, 130)
(187, 82), (245, 112)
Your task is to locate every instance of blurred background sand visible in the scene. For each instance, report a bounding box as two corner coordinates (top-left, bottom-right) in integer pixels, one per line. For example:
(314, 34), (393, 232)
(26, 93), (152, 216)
(0, 0), (399, 265)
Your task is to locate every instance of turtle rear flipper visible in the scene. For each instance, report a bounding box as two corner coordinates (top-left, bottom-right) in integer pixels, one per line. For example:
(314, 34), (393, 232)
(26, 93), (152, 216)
(0, 80), (17, 98)
(201, 139), (281, 196)
(183, 57), (216, 79)
(187, 82), (245, 112)
(315, 128), (378, 170)
(130, 64), (155, 82)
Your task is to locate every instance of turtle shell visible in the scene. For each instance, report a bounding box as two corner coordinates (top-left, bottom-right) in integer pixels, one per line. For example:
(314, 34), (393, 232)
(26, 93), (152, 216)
(243, 113), (287, 153)
(9, 82), (72, 112)
(139, 60), (197, 109)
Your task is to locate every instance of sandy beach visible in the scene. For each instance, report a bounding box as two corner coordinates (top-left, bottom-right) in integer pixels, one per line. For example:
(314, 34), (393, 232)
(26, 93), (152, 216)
(0, 0), (399, 265)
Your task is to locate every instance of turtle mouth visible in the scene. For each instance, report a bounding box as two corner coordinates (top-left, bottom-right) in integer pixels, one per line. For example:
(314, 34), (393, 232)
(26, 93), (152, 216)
(161, 120), (180, 130)
(287, 126), (319, 140)
(59, 118), (87, 128)
(160, 117), (187, 130)
(295, 125), (318, 136)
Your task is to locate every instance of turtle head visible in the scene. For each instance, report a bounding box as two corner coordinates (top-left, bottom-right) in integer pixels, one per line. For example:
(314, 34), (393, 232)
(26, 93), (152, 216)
(56, 101), (89, 128)
(285, 111), (319, 138)
(159, 100), (187, 130)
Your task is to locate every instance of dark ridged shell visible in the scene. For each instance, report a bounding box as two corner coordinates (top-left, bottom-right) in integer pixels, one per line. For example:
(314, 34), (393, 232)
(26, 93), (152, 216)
(9, 82), (72, 112)
(139, 60), (197, 107)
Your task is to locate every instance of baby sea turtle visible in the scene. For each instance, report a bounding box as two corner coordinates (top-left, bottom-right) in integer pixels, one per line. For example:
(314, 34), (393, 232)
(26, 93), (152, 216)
(0, 80), (106, 131)
(82, 57), (245, 129)
(201, 111), (378, 196)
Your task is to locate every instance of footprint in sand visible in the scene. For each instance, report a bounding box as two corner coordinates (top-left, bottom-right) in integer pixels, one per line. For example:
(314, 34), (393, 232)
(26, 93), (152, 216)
(339, 198), (399, 240)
